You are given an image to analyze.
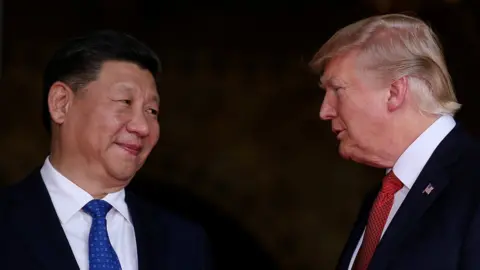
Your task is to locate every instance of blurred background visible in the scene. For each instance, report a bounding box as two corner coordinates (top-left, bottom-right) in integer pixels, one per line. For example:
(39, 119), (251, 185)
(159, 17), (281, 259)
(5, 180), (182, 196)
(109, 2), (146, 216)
(1, 0), (480, 269)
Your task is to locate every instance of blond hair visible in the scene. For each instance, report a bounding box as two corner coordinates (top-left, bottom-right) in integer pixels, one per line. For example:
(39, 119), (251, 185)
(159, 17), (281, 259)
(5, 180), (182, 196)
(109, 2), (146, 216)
(309, 14), (461, 115)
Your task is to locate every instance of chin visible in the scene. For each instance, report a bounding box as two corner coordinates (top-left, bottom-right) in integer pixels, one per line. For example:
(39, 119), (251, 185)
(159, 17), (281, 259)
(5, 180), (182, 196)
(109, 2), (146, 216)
(338, 143), (352, 160)
(339, 150), (351, 160)
(110, 171), (136, 183)
(107, 163), (139, 182)
(342, 150), (386, 168)
(107, 148), (144, 171)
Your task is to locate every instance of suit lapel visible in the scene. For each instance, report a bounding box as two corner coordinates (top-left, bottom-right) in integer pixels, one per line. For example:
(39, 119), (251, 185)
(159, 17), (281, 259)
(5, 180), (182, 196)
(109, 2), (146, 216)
(126, 191), (168, 270)
(368, 126), (466, 270)
(11, 169), (79, 270)
(337, 189), (378, 270)
(369, 163), (450, 269)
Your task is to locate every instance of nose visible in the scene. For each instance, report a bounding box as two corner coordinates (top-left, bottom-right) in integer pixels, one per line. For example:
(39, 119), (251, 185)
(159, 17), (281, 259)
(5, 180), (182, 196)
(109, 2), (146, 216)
(319, 92), (337, 120)
(127, 109), (150, 137)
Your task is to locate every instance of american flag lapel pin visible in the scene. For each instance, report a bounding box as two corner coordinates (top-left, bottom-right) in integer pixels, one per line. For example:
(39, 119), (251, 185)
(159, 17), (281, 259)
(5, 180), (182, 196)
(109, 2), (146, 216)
(423, 183), (434, 195)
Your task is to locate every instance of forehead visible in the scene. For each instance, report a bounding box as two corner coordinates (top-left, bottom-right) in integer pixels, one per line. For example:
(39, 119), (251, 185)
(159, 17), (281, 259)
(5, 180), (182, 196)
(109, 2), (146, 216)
(320, 53), (358, 87)
(96, 60), (159, 98)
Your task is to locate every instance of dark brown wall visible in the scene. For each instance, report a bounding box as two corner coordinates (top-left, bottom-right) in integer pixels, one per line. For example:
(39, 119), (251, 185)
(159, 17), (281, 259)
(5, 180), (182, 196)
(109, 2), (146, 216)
(1, 0), (480, 269)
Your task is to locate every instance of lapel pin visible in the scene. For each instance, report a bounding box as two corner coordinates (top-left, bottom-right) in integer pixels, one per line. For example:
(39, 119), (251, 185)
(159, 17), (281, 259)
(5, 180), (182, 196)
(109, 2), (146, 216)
(422, 183), (435, 195)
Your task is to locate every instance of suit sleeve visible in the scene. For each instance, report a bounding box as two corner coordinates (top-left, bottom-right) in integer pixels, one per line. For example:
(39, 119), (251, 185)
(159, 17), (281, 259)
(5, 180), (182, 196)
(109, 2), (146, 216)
(459, 198), (480, 269)
(197, 226), (214, 270)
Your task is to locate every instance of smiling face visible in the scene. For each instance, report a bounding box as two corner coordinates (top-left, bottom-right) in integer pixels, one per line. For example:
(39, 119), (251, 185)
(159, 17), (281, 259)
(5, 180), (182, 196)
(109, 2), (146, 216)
(319, 52), (393, 166)
(55, 60), (160, 185)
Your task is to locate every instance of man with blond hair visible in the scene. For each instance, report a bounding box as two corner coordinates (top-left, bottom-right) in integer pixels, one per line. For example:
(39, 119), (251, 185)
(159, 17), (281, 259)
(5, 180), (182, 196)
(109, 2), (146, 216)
(310, 13), (480, 270)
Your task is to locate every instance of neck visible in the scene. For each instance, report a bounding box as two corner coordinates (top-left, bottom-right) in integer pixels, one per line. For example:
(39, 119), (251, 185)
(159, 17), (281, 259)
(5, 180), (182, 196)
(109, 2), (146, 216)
(386, 111), (442, 165)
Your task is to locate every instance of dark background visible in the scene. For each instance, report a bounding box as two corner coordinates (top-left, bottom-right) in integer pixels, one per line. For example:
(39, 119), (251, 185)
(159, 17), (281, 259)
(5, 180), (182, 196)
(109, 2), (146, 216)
(1, 0), (480, 269)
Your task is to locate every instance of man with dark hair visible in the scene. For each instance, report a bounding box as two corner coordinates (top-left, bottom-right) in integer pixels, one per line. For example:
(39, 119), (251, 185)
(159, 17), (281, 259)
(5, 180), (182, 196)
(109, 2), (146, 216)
(0, 30), (212, 270)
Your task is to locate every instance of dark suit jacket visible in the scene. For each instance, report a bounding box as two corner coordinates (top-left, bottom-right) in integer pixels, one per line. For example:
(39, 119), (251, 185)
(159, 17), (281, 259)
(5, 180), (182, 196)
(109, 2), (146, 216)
(336, 125), (480, 270)
(0, 169), (212, 270)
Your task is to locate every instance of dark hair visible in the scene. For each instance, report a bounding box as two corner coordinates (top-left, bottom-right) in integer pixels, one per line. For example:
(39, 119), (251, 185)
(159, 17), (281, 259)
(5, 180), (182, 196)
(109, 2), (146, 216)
(42, 30), (161, 133)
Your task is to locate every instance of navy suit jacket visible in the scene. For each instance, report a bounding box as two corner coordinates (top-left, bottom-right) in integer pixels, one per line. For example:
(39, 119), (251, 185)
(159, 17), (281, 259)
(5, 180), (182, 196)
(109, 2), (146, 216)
(336, 125), (480, 270)
(0, 169), (212, 270)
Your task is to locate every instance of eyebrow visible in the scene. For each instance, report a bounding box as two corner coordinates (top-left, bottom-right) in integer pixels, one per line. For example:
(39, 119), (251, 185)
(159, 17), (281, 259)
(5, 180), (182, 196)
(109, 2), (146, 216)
(116, 84), (160, 105)
(320, 74), (329, 85)
(116, 84), (135, 94)
(150, 94), (160, 106)
(319, 75), (333, 89)
(319, 75), (346, 89)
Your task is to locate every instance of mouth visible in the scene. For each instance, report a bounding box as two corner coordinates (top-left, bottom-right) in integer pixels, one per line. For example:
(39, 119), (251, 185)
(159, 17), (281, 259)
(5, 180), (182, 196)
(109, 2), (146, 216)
(334, 130), (346, 140)
(116, 142), (143, 156)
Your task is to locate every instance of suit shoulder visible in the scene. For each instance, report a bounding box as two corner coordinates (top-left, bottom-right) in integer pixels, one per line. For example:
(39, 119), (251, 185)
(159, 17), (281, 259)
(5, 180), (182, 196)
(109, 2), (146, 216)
(0, 171), (40, 219)
(443, 126), (480, 166)
(455, 135), (480, 170)
(444, 131), (480, 194)
(0, 178), (27, 202)
(0, 168), (43, 198)
(0, 185), (11, 209)
(126, 191), (213, 268)
(155, 204), (207, 235)
(127, 191), (207, 236)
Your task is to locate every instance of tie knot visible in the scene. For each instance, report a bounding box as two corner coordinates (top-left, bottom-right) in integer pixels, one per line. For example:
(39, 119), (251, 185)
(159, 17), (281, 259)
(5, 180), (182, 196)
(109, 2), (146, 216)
(83, 199), (112, 219)
(381, 171), (403, 195)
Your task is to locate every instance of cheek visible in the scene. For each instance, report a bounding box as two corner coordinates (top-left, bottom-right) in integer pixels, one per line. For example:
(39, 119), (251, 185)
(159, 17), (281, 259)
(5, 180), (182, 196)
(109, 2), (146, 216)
(93, 110), (129, 144)
(346, 111), (384, 146)
(148, 121), (160, 145)
(336, 95), (359, 126)
(111, 108), (131, 126)
(337, 99), (371, 139)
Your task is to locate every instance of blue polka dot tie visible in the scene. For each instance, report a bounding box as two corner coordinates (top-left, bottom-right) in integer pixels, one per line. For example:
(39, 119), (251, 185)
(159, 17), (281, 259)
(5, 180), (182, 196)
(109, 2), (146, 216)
(83, 199), (122, 270)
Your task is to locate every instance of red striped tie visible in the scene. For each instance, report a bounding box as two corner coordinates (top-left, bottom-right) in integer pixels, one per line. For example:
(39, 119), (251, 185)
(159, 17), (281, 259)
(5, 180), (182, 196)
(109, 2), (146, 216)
(353, 171), (403, 270)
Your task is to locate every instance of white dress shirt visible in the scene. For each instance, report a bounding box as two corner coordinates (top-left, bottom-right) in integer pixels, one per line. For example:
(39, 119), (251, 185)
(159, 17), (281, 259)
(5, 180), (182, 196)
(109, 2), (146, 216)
(40, 157), (138, 270)
(348, 115), (456, 270)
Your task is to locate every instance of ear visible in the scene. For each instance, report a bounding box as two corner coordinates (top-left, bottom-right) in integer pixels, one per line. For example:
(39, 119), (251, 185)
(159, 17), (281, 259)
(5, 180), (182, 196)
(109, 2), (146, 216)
(48, 82), (74, 126)
(387, 76), (408, 112)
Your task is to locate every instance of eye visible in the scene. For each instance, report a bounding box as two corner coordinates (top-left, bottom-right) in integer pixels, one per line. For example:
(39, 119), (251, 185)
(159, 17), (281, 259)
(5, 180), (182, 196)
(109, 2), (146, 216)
(147, 108), (158, 116)
(333, 87), (343, 92)
(119, 99), (132, 105)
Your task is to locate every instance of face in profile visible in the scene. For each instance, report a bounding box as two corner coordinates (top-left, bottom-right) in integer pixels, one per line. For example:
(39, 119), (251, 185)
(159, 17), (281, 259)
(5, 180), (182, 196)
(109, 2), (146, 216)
(319, 52), (391, 166)
(57, 60), (160, 183)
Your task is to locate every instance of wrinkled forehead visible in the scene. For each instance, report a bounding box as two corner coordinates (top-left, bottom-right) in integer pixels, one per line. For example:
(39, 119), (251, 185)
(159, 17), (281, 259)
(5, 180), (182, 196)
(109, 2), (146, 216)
(319, 54), (355, 88)
(325, 48), (380, 84)
(115, 81), (160, 104)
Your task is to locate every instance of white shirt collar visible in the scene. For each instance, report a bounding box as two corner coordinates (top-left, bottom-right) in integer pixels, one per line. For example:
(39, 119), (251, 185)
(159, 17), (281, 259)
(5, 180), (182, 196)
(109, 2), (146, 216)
(389, 115), (456, 189)
(40, 156), (132, 224)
